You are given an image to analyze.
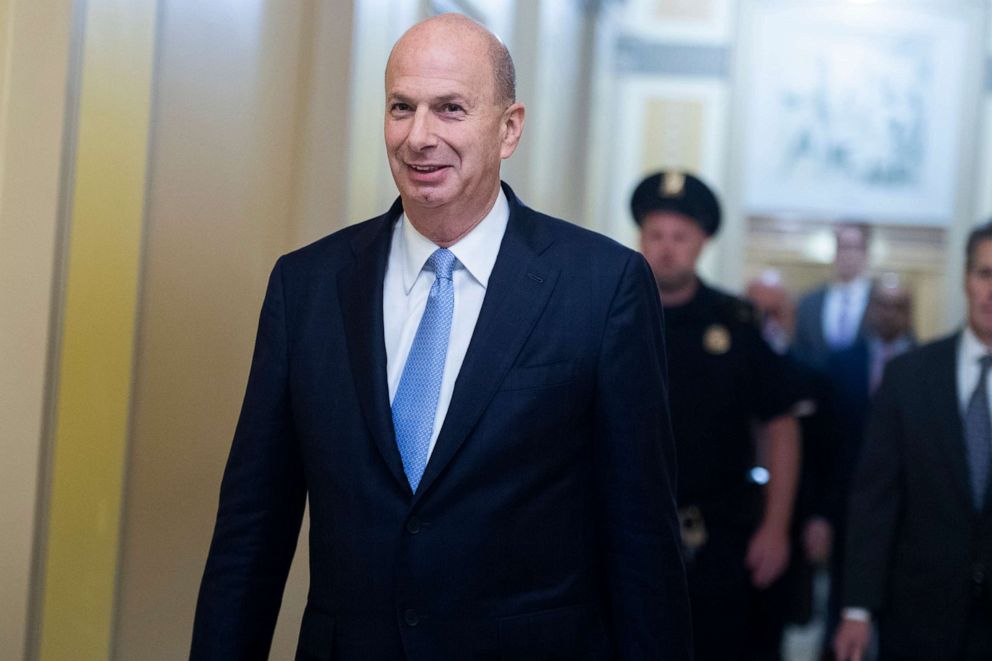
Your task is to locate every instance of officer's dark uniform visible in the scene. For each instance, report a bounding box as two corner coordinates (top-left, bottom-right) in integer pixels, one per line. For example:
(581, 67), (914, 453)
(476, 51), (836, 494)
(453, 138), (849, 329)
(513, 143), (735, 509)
(632, 172), (799, 661)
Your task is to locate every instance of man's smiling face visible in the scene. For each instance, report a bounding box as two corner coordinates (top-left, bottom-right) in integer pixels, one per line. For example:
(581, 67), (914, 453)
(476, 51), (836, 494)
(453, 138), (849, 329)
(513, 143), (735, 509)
(384, 22), (517, 226)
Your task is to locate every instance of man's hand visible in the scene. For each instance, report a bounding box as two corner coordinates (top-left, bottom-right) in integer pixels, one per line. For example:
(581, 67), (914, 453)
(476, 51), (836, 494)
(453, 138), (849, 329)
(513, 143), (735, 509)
(745, 523), (790, 588)
(802, 516), (833, 564)
(834, 619), (871, 661)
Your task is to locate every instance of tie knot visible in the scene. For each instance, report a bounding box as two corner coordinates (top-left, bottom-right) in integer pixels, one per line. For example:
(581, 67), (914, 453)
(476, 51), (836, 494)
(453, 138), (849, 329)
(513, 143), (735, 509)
(427, 248), (456, 281)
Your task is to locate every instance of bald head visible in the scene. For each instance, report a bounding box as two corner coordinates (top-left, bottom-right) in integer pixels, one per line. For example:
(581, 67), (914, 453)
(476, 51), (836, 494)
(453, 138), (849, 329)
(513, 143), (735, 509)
(868, 275), (913, 343)
(387, 13), (515, 106)
(382, 12), (526, 245)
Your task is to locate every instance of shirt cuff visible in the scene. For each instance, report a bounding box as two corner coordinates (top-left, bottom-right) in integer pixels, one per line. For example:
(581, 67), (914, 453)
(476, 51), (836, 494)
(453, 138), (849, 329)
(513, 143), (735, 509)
(842, 607), (871, 623)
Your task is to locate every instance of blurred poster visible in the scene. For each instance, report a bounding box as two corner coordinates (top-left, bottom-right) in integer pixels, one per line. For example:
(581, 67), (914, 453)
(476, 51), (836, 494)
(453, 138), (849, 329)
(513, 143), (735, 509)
(740, 2), (976, 225)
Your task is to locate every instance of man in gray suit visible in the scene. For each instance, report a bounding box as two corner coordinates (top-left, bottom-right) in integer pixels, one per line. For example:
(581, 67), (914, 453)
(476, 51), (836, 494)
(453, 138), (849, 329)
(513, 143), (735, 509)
(792, 223), (872, 371)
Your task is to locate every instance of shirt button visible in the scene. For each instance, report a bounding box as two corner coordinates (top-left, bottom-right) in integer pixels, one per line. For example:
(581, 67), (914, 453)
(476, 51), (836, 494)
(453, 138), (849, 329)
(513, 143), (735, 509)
(406, 517), (421, 534)
(404, 609), (419, 626)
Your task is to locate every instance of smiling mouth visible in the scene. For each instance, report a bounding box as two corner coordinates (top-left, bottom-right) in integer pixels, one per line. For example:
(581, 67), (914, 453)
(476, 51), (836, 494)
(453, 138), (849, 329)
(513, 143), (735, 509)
(407, 163), (447, 173)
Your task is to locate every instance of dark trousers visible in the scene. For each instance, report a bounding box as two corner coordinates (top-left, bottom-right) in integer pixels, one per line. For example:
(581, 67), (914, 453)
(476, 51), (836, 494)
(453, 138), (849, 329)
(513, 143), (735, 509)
(687, 522), (787, 661)
(957, 598), (992, 661)
(877, 598), (992, 661)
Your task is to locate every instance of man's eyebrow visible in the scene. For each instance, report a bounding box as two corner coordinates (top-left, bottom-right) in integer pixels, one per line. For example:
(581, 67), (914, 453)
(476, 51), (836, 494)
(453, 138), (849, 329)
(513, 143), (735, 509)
(435, 94), (468, 105)
(386, 93), (469, 106)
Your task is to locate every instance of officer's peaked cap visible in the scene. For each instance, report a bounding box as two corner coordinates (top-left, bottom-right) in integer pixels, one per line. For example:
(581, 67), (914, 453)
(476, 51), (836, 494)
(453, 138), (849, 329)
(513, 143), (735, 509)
(630, 170), (721, 236)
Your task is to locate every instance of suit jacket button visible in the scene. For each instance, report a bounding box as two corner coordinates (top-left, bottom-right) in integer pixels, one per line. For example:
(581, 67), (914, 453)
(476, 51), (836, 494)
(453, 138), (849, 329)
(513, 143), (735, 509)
(406, 517), (421, 534)
(404, 609), (419, 626)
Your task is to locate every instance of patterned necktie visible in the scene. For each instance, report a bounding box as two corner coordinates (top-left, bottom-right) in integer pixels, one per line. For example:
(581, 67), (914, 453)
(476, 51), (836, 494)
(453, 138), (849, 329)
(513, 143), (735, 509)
(392, 248), (457, 492)
(964, 354), (992, 509)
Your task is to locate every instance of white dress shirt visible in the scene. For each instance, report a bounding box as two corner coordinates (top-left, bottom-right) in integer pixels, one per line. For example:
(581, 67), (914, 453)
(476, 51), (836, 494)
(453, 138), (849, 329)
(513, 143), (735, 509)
(823, 277), (871, 349)
(957, 326), (992, 416)
(383, 189), (509, 459)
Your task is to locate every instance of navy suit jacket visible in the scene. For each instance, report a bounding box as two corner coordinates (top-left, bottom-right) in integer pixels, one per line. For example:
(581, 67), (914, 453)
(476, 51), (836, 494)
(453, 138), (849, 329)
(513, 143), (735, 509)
(190, 184), (691, 660)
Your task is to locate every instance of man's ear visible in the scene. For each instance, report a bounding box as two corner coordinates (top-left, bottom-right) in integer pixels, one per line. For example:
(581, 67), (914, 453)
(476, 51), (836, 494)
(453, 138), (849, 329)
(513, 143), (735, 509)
(500, 102), (525, 159)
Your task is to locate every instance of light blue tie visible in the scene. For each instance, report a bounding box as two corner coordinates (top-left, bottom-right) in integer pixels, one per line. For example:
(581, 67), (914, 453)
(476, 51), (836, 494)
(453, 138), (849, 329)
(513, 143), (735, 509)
(392, 248), (457, 492)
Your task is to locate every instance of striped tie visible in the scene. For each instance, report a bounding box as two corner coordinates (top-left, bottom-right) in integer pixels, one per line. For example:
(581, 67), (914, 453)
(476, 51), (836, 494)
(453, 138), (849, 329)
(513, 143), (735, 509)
(964, 354), (992, 509)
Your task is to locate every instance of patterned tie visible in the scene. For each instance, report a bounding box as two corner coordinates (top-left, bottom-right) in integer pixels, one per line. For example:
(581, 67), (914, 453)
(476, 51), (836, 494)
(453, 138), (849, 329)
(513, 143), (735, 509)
(964, 354), (992, 509)
(392, 248), (457, 492)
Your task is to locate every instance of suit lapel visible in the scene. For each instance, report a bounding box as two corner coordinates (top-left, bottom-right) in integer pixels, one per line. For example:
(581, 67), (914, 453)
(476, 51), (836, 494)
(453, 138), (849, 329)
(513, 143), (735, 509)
(338, 201), (412, 496)
(930, 335), (972, 509)
(412, 186), (559, 503)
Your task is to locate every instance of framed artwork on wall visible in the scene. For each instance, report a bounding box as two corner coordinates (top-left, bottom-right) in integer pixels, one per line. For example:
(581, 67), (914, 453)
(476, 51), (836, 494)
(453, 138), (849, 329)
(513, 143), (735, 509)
(737, 0), (986, 226)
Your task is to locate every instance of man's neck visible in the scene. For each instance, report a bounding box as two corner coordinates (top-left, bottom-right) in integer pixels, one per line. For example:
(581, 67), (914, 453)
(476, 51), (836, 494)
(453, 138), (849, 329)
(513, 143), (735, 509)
(834, 273), (865, 286)
(660, 277), (699, 308)
(968, 323), (992, 351)
(404, 185), (501, 248)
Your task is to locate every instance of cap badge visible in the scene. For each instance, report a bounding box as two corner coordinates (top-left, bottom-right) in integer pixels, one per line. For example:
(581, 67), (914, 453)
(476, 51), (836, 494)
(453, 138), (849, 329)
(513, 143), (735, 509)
(660, 172), (686, 198)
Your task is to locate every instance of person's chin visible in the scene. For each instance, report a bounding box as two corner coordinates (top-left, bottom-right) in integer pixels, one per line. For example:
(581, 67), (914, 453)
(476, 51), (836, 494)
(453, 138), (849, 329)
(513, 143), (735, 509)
(402, 183), (453, 209)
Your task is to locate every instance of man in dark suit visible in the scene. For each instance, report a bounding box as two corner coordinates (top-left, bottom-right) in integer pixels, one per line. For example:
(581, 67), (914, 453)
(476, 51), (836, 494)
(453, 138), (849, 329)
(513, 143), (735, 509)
(819, 277), (914, 657)
(190, 13), (690, 661)
(834, 223), (992, 661)
(792, 223), (873, 372)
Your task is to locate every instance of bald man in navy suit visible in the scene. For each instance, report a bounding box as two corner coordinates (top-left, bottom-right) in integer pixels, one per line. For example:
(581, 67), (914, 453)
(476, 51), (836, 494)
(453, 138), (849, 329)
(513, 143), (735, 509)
(191, 14), (690, 661)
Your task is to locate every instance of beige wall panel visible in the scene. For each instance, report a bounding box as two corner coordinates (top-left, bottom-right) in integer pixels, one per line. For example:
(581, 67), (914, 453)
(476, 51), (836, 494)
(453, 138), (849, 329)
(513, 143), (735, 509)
(116, 1), (352, 658)
(509, 0), (593, 223)
(0, 0), (74, 657)
(978, 97), (992, 222)
(640, 98), (704, 176)
(289, 0), (355, 245)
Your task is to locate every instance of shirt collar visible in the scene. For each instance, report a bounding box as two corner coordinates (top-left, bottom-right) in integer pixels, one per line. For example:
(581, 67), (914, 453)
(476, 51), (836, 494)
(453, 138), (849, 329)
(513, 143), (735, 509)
(398, 188), (510, 294)
(961, 325), (992, 365)
(829, 276), (870, 296)
(869, 334), (912, 355)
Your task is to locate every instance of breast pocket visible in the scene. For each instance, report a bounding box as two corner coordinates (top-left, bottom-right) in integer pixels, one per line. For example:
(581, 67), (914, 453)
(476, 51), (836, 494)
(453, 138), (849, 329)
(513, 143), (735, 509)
(499, 361), (575, 392)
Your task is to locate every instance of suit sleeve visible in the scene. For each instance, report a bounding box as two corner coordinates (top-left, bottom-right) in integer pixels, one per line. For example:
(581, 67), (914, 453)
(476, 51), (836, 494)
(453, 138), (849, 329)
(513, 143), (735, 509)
(842, 359), (905, 612)
(191, 257), (307, 660)
(593, 252), (692, 661)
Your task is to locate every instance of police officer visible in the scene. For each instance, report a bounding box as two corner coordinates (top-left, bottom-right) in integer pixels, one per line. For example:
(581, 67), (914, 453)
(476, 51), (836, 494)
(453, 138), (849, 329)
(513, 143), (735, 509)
(632, 171), (802, 661)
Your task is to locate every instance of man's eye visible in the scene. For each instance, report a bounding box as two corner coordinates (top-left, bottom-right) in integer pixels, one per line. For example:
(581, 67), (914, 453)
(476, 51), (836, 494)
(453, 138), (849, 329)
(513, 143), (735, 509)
(390, 103), (411, 112)
(441, 103), (464, 113)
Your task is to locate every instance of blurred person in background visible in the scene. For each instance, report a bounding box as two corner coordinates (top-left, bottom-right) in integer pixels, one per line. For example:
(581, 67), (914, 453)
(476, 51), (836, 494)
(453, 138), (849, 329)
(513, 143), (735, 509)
(746, 270), (797, 355)
(634, 170), (801, 661)
(748, 272), (840, 639)
(793, 223), (873, 372)
(834, 223), (992, 661)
